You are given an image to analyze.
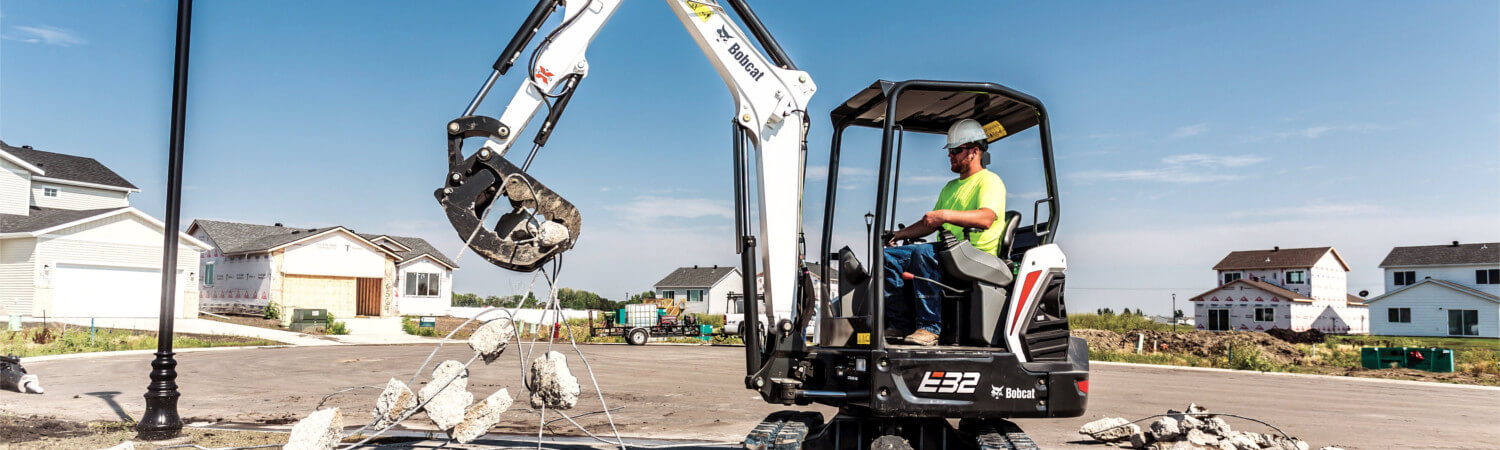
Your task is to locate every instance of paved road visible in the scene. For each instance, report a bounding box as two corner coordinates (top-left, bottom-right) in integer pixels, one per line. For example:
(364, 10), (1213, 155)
(4, 344), (1495, 449)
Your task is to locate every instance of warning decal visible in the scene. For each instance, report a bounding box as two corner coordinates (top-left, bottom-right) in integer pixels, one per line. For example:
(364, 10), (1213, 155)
(686, 1), (713, 22)
(856, 333), (870, 345)
(983, 121), (1008, 141)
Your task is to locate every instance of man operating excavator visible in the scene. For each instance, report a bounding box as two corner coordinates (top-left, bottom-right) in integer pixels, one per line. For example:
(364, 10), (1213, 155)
(883, 118), (1008, 346)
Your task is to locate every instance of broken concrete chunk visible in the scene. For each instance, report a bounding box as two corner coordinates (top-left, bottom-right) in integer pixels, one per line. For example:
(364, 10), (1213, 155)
(537, 221), (570, 247)
(1080, 417), (1133, 442)
(450, 388), (515, 443)
(103, 442), (136, 450)
(285, 407), (343, 450)
(1222, 431), (1260, 450)
(1186, 403), (1208, 414)
(1202, 417), (1232, 436)
(527, 351), (580, 410)
(1149, 416), (1182, 442)
(1177, 414), (1205, 432)
(371, 378), (418, 429)
(419, 360), (474, 430)
(468, 319), (516, 363)
(1185, 428), (1219, 447)
(1130, 427), (1151, 448)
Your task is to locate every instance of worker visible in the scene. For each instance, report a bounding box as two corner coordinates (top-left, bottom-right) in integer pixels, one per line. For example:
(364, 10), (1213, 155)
(883, 119), (1006, 346)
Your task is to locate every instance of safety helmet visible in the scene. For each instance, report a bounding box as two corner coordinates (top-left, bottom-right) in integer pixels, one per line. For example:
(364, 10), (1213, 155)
(943, 119), (988, 149)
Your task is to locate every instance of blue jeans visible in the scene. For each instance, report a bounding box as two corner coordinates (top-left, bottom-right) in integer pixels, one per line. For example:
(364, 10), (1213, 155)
(884, 243), (944, 334)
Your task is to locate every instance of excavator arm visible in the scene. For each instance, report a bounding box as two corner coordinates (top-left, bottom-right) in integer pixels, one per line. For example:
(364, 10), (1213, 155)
(435, 0), (815, 360)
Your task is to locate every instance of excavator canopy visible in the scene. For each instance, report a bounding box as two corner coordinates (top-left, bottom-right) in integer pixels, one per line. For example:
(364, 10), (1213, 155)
(829, 80), (1045, 138)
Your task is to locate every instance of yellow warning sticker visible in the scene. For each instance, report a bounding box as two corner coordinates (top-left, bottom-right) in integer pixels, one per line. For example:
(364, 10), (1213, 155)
(686, 1), (713, 22)
(983, 121), (1008, 141)
(856, 333), (870, 345)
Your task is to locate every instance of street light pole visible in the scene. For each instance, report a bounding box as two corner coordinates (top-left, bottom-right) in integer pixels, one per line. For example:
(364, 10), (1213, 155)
(1171, 293), (1177, 333)
(138, 0), (192, 440)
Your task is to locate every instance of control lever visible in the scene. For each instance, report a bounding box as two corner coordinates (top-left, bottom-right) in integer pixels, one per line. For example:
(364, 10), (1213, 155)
(437, 115), (581, 272)
(901, 272), (967, 294)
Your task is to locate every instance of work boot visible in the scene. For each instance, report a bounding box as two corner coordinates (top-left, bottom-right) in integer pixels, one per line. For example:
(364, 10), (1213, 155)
(904, 329), (939, 346)
(884, 328), (910, 341)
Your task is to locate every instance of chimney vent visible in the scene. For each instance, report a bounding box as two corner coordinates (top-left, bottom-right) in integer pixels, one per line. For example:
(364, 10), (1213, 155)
(1451, 240), (1459, 247)
(21, 145), (32, 149)
(274, 223), (283, 227)
(1273, 246), (1280, 252)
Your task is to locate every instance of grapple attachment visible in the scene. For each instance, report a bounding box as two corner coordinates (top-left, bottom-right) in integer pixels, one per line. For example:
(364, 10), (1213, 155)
(436, 115), (581, 272)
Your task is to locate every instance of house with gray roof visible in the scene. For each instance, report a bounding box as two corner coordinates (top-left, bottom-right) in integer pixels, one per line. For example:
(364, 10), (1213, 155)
(653, 265), (741, 315)
(1191, 246), (1368, 334)
(1, 140), (209, 320)
(1366, 241), (1499, 338)
(186, 219), (458, 319)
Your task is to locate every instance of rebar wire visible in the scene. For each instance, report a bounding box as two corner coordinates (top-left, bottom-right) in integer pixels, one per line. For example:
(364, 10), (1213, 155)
(1091, 412), (1293, 442)
(315, 385), (381, 411)
(342, 353), (483, 449)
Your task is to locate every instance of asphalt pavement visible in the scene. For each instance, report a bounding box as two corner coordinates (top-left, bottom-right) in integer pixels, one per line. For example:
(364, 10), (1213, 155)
(4, 344), (1495, 449)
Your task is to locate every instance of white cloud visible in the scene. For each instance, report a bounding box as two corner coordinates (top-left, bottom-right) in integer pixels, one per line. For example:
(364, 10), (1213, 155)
(605, 196), (733, 223)
(3, 25), (85, 46)
(1072, 152), (1267, 184)
(1241, 124), (1381, 142)
(1169, 123), (1209, 139)
(1228, 203), (1385, 219)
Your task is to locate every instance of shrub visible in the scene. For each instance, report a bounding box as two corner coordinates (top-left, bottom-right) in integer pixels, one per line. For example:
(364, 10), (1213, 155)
(1221, 343), (1283, 372)
(263, 302), (282, 320)
(1069, 313), (1174, 333)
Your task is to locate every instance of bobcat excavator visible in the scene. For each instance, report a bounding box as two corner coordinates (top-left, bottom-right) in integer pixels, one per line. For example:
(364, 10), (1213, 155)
(436, 0), (1089, 448)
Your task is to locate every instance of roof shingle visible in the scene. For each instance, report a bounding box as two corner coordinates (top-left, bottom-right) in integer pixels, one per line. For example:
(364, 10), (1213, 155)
(1211, 247), (1348, 271)
(654, 266), (739, 288)
(0, 206), (129, 233)
(191, 219), (456, 267)
(1378, 242), (1500, 267)
(1190, 278), (1311, 302)
(0, 140), (138, 190)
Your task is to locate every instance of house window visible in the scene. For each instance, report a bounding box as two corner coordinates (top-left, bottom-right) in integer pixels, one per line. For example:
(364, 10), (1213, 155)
(1254, 307), (1274, 322)
(1222, 272), (1241, 284)
(661, 290), (674, 299)
(1207, 309), (1230, 331)
(204, 262), (215, 286)
(42, 187), (58, 197)
(1387, 307), (1411, 323)
(1285, 271), (1306, 284)
(1448, 310), (1479, 336)
(1477, 269), (1500, 285)
(688, 290), (703, 302)
(405, 272), (440, 296)
(1394, 271), (1416, 286)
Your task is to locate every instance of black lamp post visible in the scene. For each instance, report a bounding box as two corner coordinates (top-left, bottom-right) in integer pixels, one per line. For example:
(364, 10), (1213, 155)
(137, 0), (192, 440)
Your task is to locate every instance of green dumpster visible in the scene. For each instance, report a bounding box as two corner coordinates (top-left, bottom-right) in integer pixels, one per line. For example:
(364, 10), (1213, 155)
(1360, 347), (1455, 372)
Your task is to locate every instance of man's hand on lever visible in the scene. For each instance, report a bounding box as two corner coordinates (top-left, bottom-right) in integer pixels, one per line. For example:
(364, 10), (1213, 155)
(886, 208), (997, 246)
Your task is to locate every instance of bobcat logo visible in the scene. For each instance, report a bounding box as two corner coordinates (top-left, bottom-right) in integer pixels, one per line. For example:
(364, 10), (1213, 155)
(990, 385), (1004, 399)
(990, 384), (1038, 400)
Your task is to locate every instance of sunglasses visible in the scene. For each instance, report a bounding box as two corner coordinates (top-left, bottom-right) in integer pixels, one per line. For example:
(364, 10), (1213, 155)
(948, 144), (980, 155)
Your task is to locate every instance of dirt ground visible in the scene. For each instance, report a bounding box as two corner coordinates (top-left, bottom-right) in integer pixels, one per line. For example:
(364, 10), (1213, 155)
(0, 413), (429, 449)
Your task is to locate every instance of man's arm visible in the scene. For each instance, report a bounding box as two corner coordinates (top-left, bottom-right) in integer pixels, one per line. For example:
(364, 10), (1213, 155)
(888, 208), (997, 244)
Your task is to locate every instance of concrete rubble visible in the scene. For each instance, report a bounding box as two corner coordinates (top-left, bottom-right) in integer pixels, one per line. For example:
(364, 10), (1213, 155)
(527, 351), (580, 410)
(371, 378), (418, 429)
(286, 407), (343, 450)
(1079, 404), (1315, 450)
(103, 442), (135, 450)
(419, 360), (474, 430)
(469, 319), (516, 363)
(450, 388), (516, 443)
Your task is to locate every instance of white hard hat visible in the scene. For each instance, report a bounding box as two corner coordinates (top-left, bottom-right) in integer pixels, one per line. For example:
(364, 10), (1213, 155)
(944, 119), (987, 149)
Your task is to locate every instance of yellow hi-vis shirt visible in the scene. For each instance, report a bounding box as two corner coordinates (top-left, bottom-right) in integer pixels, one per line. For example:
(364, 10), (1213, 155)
(934, 169), (1007, 254)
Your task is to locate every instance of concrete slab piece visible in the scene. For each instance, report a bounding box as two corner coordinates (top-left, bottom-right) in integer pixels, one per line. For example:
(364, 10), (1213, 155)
(1149, 416), (1181, 442)
(418, 360), (474, 430)
(372, 378), (418, 429)
(527, 351), (580, 410)
(451, 388), (515, 443)
(469, 319), (515, 363)
(285, 407), (343, 450)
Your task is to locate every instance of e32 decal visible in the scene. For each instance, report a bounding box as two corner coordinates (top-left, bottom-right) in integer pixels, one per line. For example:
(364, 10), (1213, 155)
(916, 371), (980, 394)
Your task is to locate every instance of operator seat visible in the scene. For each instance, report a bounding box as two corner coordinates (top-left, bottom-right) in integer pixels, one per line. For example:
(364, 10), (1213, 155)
(935, 210), (1021, 347)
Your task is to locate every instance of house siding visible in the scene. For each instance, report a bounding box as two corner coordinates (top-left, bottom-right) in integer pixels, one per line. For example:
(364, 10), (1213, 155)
(281, 231), (388, 278)
(0, 160), (31, 216)
(30, 182), (129, 210)
(1309, 252), (1348, 303)
(0, 238), (37, 314)
(33, 217), (201, 318)
(396, 257), (451, 316)
(1193, 284), (1293, 331)
(706, 271), (743, 315)
(1382, 264), (1500, 297)
(1368, 283), (1499, 338)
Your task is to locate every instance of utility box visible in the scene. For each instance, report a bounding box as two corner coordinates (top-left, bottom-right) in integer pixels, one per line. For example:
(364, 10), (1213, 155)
(1360, 347), (1455, 373)
(290, 308), (329, 332)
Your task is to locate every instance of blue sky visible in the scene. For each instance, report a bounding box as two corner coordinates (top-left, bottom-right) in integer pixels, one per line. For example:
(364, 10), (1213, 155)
(2, 1), (1496, 315)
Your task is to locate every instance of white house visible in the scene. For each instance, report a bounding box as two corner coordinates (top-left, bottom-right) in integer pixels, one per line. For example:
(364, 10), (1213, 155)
(0, 140), (208, 319)
(186, 220), (458, 320)
(1191, 246), (1368, 334)
(653, 265), (741, 315)
(1365, 242), (1499, 338)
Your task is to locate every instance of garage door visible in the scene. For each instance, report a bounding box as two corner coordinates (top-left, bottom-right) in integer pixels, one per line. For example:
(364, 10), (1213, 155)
(52, 264), (183, 319)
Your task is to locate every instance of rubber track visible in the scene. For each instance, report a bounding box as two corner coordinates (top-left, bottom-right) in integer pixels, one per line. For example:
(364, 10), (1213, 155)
(974, 423), (1037, 450)
(742, 413), (814, 450)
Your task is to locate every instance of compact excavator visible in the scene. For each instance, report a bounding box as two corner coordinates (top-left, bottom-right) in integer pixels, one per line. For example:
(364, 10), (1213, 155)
(435, 1), (1089, 448)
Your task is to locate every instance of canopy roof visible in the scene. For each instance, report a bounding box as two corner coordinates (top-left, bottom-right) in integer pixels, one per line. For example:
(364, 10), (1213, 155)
(829, 80), (1043, 138)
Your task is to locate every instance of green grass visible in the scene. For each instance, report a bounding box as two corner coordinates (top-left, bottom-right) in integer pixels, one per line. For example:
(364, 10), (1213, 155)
(1069, 313), (1175, 333)
(2, 324), (280, 358)
(1088, 345), (1283, 371)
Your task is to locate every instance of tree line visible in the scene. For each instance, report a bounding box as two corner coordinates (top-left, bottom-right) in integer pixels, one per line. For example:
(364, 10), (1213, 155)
(450, 289), (660, 311)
